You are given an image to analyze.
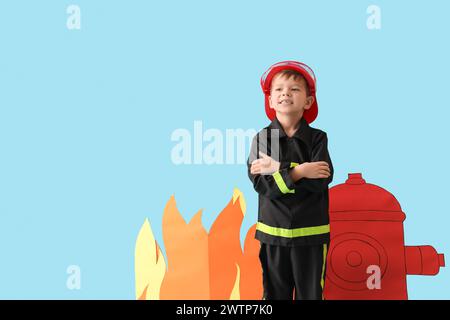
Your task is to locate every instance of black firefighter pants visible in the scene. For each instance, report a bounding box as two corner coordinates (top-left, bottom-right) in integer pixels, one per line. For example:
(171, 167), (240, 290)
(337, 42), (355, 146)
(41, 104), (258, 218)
(259, 242), (329, 300)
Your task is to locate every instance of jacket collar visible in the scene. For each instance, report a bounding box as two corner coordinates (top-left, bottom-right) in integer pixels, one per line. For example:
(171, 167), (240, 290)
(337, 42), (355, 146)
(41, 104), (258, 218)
(268, 116), (312, 149)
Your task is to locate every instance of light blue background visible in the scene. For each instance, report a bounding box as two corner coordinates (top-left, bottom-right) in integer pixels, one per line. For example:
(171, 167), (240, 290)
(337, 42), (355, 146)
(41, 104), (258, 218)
(0, 0), (448, 299)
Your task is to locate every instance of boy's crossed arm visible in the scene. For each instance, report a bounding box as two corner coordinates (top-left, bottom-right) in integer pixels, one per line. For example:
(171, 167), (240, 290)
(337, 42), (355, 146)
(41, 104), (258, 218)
(250, 151), (331, 182)
(247, 132), (333, 198)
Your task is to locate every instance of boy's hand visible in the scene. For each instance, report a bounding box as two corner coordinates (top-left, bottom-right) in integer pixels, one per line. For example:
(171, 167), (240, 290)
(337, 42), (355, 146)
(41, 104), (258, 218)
(250, 152), (280, 175)
(295, 161), (331, 179)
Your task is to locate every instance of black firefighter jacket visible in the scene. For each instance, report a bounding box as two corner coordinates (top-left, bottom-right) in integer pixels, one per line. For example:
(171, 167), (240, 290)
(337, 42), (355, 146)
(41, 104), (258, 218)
(247, 117), (334, 246)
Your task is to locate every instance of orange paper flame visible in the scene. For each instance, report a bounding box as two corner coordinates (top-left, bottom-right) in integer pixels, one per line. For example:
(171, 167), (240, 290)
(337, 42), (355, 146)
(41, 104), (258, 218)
(134, 188), (262, 300)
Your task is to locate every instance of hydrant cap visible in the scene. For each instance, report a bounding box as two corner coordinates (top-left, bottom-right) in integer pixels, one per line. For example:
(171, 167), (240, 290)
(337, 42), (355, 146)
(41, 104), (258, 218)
(329, 173), (405, 221)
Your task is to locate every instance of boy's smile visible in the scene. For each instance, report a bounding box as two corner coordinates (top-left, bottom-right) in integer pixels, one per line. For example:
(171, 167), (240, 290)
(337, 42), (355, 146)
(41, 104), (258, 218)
(268, 73), (314, 117)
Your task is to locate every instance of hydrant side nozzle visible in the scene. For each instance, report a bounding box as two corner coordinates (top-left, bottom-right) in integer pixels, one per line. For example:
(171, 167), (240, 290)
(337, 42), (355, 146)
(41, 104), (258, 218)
(405, 246), (444, 275)
(439, 254), (445, 267)
(405, 246), (422, 275)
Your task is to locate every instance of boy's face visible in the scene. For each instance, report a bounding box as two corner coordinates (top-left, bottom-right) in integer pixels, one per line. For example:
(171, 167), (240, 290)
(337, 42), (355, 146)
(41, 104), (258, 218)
(268, 73), (315, 118)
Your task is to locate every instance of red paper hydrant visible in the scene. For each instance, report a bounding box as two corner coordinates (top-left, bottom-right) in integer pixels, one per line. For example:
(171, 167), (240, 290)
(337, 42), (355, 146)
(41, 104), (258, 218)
(323, 173), (445, 300)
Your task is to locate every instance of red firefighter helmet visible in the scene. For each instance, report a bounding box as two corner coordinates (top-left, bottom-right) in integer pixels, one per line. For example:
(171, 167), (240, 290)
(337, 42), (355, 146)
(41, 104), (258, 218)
(260, 60), (318, 123)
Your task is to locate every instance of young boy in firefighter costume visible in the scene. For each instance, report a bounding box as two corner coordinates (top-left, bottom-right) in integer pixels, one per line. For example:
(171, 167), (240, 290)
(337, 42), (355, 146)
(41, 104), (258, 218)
(248, 61), (333, 300)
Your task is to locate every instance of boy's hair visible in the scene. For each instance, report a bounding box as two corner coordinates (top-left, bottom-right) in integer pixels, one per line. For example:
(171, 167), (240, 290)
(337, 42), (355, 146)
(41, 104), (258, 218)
(271, 70), (311, 96)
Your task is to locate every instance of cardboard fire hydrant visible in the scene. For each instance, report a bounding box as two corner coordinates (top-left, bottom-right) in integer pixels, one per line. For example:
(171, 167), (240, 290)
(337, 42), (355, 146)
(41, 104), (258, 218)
(324, 173), (445, 300)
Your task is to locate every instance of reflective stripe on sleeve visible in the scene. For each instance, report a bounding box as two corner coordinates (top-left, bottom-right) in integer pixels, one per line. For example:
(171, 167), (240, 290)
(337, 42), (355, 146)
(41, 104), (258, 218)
(272, 171), (295, 194)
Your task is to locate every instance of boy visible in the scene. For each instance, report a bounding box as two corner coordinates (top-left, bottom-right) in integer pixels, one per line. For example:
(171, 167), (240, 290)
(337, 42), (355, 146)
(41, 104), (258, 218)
(247, 61), (333, 300)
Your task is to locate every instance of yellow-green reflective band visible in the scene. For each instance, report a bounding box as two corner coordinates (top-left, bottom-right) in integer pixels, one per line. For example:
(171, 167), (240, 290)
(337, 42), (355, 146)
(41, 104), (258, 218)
(256, 222), (330, 238)
(321, 243), (328, 295)
(290, 162), (299, 168)
(272, 171), (295, 194)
